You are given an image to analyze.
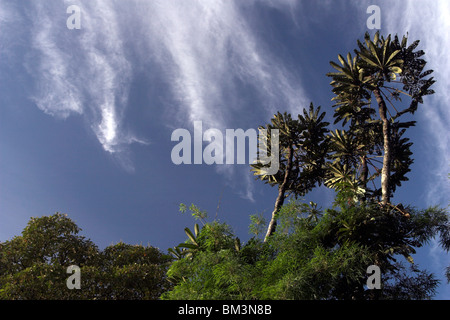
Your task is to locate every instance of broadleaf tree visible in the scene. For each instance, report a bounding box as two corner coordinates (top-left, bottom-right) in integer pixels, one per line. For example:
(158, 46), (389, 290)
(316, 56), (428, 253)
(0, 213), (171, 300)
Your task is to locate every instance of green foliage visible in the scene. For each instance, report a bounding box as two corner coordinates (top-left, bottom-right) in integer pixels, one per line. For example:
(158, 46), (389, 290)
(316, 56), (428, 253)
(179, 203), (208, 225)
(1, 202), (447, 300)
(163, 217), (255, 300)
(0, 213), (171, 300)
(249, 213), (266, 238)
(97, 242), (172, 299)
(163, 249), (255, 300)
(163, 199), (449, 300)
(382, 263), (440, 299)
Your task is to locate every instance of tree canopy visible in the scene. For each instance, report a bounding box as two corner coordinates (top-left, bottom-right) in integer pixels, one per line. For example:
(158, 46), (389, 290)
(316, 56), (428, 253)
(0, 213), (171, 299)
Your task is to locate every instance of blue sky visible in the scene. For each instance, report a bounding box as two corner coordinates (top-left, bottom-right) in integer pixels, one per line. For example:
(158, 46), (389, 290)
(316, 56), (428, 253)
(1, 0), (449, 298)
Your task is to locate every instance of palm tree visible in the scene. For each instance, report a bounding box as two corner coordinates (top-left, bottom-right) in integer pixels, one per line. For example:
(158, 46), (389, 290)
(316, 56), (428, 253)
(327, 32), (435, 206)
(251, 103), (329, 241)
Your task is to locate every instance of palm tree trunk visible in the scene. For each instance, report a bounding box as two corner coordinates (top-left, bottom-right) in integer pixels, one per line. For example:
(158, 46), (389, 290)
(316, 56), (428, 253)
(264, 145), (294, 242)
(373, 87), (391, 206)
(360, 154), (368, 201)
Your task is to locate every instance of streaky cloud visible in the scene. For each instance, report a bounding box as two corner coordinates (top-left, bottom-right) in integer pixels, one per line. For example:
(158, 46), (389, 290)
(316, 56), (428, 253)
(27, 0), (146, 158)
(133, 0), (309, 199)
(382, 0), (450, 206)
(13, 0), (308, 198)
(136, 0), (309, 128)
(20, 0), (308, 182)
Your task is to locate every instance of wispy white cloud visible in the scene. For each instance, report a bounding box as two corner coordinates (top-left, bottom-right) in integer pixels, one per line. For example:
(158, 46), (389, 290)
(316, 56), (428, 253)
(381, 0), (450, 206)
(29, 3), (83, 118)
(132, 0), (308, 199)
(20, 0), (308, 183)
(0, 1), (22, 61)
(26, 0), (146, 160)
(137, 0), (309, 130)
(13, 0), (310, 198)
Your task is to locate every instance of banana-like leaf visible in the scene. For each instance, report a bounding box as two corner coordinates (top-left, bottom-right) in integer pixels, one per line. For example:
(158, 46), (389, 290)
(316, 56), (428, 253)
(338, 54), (347, 68)
(194, 223), (200, 237)
(346, 52), (353, 68)
(184, 227), (199, 246)
(385, 49), (401, 66)
(368, 40), (381, 65)
(390, 66), (402, 74)
(177, 243), (198, 250)
(358, 53), (380, 68)
(234, 238), (241, 252)
(330, 61), (345, 73)
(168, 247), (180, 258)
(373, 31), (380, 45)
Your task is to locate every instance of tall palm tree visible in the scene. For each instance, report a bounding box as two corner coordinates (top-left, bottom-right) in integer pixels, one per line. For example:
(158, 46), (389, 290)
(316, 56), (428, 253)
(327, 32), (435, 206)
(251, 103), (329, 241)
